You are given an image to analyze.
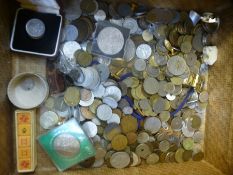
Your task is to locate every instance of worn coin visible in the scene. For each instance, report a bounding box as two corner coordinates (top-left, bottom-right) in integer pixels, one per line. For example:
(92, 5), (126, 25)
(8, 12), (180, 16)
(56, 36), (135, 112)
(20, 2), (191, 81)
(97, 104), (113, 121)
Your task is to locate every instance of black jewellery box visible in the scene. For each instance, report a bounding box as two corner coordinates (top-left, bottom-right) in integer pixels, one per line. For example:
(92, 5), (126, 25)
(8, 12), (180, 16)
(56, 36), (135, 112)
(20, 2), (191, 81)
(10, 8), (62, 57)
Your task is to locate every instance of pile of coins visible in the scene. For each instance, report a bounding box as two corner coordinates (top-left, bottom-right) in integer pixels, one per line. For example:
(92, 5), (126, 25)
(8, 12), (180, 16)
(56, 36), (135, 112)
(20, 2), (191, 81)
(39, 0), (219, 169)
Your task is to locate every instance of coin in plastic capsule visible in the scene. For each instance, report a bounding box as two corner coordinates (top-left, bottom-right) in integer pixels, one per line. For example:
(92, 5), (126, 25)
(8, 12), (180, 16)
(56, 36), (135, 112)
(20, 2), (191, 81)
(25, 18), (45, 39)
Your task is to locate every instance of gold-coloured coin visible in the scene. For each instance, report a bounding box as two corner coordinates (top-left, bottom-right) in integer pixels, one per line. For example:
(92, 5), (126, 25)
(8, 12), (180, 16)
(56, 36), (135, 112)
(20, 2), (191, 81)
(126, 132), (137, 145)
(111, 58), (128, 68)
(148, 55), (159, 67)
(190, 115), (202, 129)
(80, 107), (95, 119)
(120, 116), (138, 134)
(182, 138), (194, 150)
(111, 134), (128, 151)
(159, 111), (170, 122)
(64, 86), (80, 106)
(175, 148), (185, 163)
(104, 123), (122, 141)
(75, 50), (93, 67)
(131, 88), (140, 100)
(135, 85), (147, 99)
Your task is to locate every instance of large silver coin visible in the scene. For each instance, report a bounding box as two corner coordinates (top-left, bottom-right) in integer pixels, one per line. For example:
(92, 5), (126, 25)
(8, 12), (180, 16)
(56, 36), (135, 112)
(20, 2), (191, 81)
(97, 27), (125, 55)
(167, 55), (187, 76)
(25, 18), (45, 39)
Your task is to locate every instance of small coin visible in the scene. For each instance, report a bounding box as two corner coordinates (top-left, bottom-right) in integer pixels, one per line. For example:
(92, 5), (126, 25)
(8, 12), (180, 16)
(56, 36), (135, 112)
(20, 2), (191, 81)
(92, 158), (104, 168)
(153, 97), (166, 113)
(171, 117), (183, 131)
(97, 104), (113, 121)
(40, 111), (59, 129)
(123, 38), (136, 62)
(120, 116), (138, 134)
(193, 131), (203, 143)
(171, 77), (184, 85)
(159, 140), (170, 152)
(122, 106), (133, 115)
(26, 18), (45, 39)
(95, 145), (107, 160)
(62, 24), (79, 41)
(135, 143), (152, 159)
(80, 107), (95, 120)
(143, 77), (159, 95)
(97, 27), (125, 55)
(93, 84), (106, 98)
(199, 91), (209, 103)
(164, 82), (175, 94)
(144, 117), (161, 134)
(94, 9), (106, 21)
(110, 152), (130, 169)
(79, 89), (94, 107)
(136, 44), (152, 60)
(117, 3), (133, 17)
(182, 150), (193, 161)
(154, 52), (168, 66)
(123, 17), (138, 34)
(130, 152), (141, 166)
(80, 0), (98, 15)
(139, 99), (151, 110)
(64, 86), (80, 106)
(82, 121), (97, 138)
(62, 41), (81, 59)
(191, 115), (202, 129)
(89, 99), (102, 113)
(167, 55), (187, 76)
(107, 113), (121, 124)
(126, 132), (137, 145)
(182, 138), (194, 150)
(181, 41), (192, 53)
(146, 153), (159, 164)
(134, 59), (147, 72)
(75, 50), (93, 67)
(137, 132), (150, 143)
(142, 30), (154, 42)
(111, 134), (128, 151)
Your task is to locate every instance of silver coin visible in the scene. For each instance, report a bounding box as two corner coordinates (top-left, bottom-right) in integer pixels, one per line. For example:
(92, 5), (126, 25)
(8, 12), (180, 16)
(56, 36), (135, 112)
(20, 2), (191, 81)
(123, 18), (138, 34)
(122, 106), (133, 115)
(53, 133), (80, 157)
(25, 18), (45, 39)
(144, 117), (161, 134)
(136, 44), (152, 60)
(167, 55), (187, 76)
(123, 38), (136, 62)
(93, 84), (106, 98)
(134, 59), (147, 72)
(82, 121), (98, 138)
(104, 86), (122, 102)
(95, 63), (110, 82)
(62, 41), (81, 59)
(40, 111), (59, 129)
(153, 97), (166, 113)
(94, 10), (106, 21)
(143, 77), (159, 95)
(79, 90), (95, 107)
(97, 104), (112, 121)
(103, 96), (118, 109)
(110, 152), (131, 169)
(97, 27), (125, 55)
(146, 65), (160, 78)
(92, 117), (101, 126)
(96, 56), (111, 66)
(107, 113), (120, 124)
(62, 24), (79, 41)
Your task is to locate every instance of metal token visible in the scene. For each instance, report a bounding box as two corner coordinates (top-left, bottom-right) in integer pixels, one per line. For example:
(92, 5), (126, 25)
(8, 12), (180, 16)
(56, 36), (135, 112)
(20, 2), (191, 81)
(143, 77), (159, 95)
(123, 18), (138, 34)
(64, 86), (80, 107)
(94, 10), (106, 21)
(97, 104), (113, 121)
(95, 64), (110, 82)
(123, 38), (136, 62)
(107, 113), (120, 124)
(62, 41), (81, 59)
(135, 143), (152, 159)
(82, 121), (98, 138)
(40, 111), (59, 129)
(25, 18), (45, 39)
(110, 152), (130, 169)
(134, 59), (147, 72)
(53, 133), (80, 157)
(62, 24), (78, 41)
(104, 86), (122, 102)
(144, 117), (161, 134)
(167, 55), (187, 76)
(97, 27), (125, 55)
(103, 96), (118, 109)
(136, 44), (152, 60)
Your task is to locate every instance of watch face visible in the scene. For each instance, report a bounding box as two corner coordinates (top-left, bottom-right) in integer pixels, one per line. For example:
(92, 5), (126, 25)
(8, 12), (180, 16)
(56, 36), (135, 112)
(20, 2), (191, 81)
(53, 133), (80, 157)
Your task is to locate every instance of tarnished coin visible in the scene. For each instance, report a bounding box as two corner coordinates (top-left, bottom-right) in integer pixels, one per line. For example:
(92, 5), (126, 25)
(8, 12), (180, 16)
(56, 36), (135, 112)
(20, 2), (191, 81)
(82, 121), (98, 138)
(94, 9), (106, 21)
(89, 99), (102, 113)
(167, 55), (187, 76)
(123, 18), (138, 34)
(95, 144), (107, 160)
(144, 117), (161, 134)
(110, 152), (130, 169)
(135, 143), (152, 159)
(97, 104), (112, 121)
(134, 59), (147, 72)
(171, 117), (183, 131)
(79, 157), (95, 168)
(153, 97), (166, 113)
(40, 111), (59, 130)
(146, 153), (159, 164)
(164, 82), (175, 94)
(53, 133), (80, 157)
(193, 131), (203, 143)
(146, 65), (160, 78)
(80, 0), (98, 15)
(75, 50), (93, 67)
(120, 116), (138, 134)
(64, 86), (80, 106)
(181, 41), (192, 53)
(97, 27), (125, 55)
(154, 52), (168, 66)
(175, 148), (185, 163)
(193, 151), (204, 161)
(137, 132), (150, 143)
(26, 18), (45, 39)
(182, 150), (193, 161)
(126, 132), (137, 145)
(143, 77), (159, 95)
(190, 115), (202, 129)
(136, 44), (152, 60)
(159, 111), (170, 122)
(111, 134), (128, 151)
(104, 86), (122, 102)
(139, 99), (151, 110)
(117, 3), (133, 17)
(62, 41), (81, 59)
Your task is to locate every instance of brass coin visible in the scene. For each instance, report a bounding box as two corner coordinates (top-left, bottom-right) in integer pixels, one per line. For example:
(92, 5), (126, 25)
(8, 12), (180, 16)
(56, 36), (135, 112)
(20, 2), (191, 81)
(75, 50), (93, 67)
(191, 115), (202, 129)
(126, 132), (137, 145)
(111, 134), (128, 151)
(159, 111), (170, 122)
(104, 123), (122, 141)
(175, 148), (184, 163)
(80, 107), (95, 119)
(120, 116), (138, 134)
(64, 86), (80, 106)
(112, 108), (123, 118)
